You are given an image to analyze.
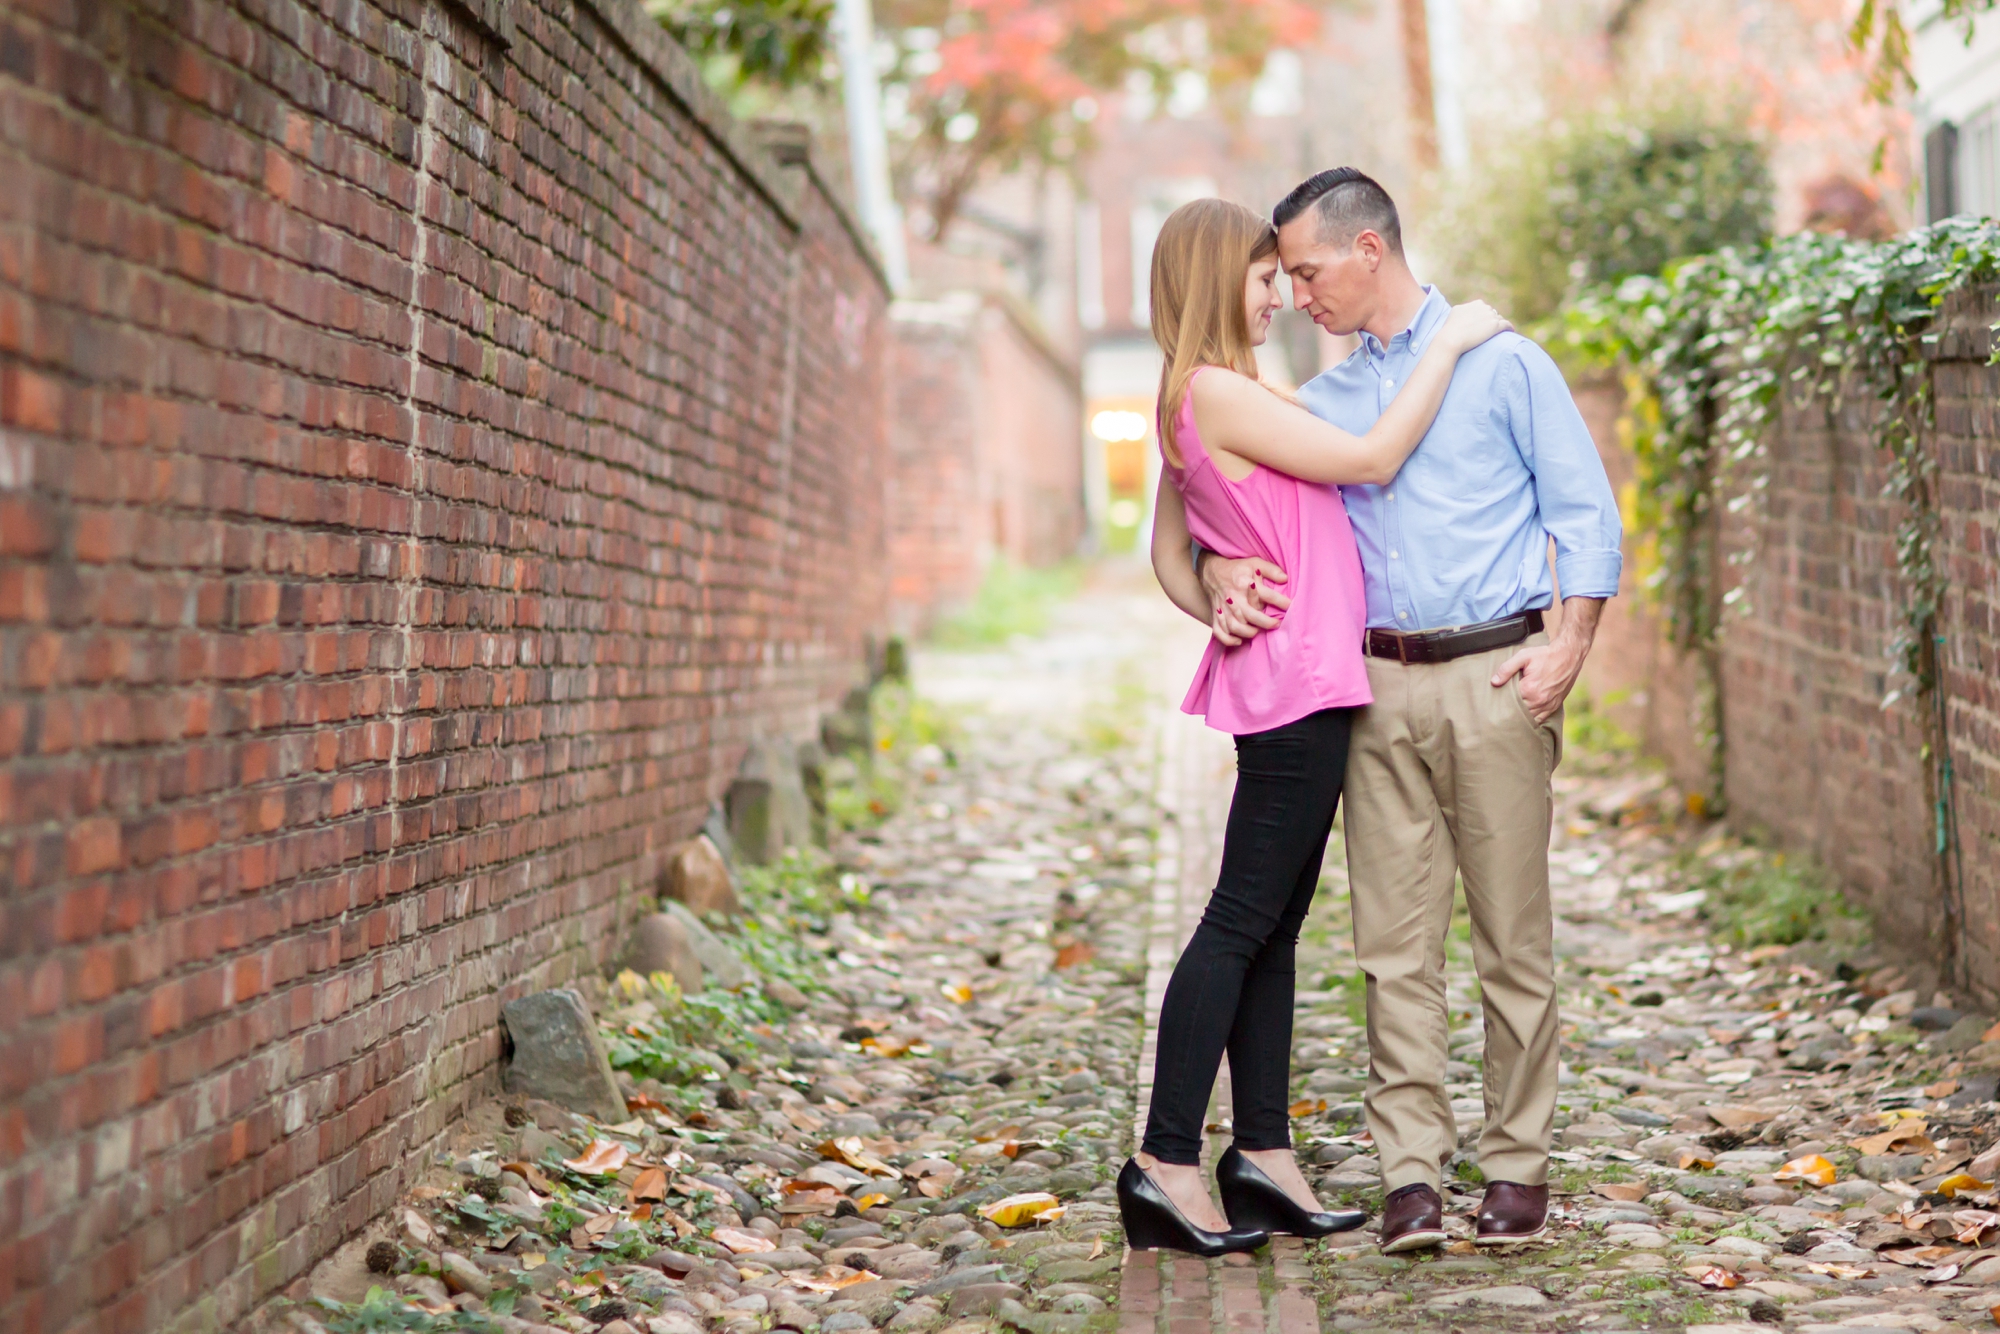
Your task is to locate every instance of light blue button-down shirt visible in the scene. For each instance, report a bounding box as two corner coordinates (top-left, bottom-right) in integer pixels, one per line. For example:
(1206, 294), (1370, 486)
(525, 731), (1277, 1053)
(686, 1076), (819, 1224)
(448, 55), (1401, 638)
(1297, 287), (1623, 632)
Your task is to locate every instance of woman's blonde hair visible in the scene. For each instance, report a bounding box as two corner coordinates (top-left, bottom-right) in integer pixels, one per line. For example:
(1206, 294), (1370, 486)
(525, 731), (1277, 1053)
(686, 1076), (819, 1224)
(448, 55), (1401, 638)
(1149, 198), (1279, 469)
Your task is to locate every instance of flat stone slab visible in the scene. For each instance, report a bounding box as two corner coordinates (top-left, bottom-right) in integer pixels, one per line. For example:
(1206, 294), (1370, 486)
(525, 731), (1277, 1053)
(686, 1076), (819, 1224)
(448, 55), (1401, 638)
(1424, 1284), (1550, 1308)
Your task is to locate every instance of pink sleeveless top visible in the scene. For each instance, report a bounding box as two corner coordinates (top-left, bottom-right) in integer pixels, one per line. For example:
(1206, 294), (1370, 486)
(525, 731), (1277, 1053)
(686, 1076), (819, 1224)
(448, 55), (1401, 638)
(1167, 371), (1372, 734)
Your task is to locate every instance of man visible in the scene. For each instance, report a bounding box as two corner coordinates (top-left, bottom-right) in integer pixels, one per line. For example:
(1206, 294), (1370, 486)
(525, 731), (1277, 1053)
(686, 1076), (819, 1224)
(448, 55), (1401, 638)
(1189, 168), (1622, 1250)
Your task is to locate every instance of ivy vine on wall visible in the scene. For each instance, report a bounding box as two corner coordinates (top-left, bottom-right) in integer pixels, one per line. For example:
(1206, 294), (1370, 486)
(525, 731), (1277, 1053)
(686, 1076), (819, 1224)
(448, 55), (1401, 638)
(1561, 217), (2000, 975)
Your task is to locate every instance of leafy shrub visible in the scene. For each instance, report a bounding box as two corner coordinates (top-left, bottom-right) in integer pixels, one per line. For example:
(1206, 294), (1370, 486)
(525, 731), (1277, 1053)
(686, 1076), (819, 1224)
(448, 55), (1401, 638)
(1680, 849), (1859, 949)
(1440, 105), (1773, 325)
(933, 559), (1082, 647)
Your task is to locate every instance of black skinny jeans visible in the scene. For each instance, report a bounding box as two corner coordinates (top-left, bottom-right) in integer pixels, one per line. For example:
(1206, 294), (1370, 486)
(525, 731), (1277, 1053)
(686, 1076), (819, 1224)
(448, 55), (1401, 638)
(1141, 707), (1352, 1165)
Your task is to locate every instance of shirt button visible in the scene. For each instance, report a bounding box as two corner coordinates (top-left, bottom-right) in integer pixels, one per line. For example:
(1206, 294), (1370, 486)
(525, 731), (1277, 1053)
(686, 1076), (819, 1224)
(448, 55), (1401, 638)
(1384, 379), (1395, 388)
(1399, 612), (1409, 620)
(1389, 551), (1400, 559)
(1386, 491), (1394, 500)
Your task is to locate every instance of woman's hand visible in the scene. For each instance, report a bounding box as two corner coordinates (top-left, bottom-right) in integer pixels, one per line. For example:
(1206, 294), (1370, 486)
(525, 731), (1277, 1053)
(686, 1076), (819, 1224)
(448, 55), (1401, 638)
(1439, 300), (1511, 354)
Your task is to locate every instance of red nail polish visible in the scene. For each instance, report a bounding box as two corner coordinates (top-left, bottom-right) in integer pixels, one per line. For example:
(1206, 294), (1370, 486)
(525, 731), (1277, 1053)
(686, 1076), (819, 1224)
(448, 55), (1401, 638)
(1226, 598), (1233, 604)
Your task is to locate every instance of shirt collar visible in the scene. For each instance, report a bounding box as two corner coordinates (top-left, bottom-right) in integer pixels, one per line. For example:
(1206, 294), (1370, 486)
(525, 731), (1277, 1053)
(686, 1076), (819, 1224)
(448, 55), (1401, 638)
(1357, 285), (1450, 361)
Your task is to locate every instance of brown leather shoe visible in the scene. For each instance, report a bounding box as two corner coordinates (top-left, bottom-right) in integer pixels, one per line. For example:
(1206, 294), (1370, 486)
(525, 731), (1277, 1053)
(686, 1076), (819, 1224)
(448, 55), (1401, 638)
(1378, 1182), (1447, 1253)
(1475, 1180), (1549, 1245)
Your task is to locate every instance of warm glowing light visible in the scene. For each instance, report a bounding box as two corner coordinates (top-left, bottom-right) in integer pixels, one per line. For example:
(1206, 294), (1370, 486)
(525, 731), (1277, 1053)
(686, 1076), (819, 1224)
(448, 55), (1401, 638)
(1108, 499), (1142, 527)
(1090, 410), (1149, 442)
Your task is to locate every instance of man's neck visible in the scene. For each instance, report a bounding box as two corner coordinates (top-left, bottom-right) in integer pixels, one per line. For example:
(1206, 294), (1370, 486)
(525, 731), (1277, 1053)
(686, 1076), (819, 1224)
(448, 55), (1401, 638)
(1360, 270), (1428, 346)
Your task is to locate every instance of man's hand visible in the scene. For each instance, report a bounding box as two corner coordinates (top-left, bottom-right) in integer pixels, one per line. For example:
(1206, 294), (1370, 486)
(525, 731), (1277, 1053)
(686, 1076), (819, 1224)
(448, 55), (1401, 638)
(1490, 597), (1604, 724)
(1196, 554), (1291, 645)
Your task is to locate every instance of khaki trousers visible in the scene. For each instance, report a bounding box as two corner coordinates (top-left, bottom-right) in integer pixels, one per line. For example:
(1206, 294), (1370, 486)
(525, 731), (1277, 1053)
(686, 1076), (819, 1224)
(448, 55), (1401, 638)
(1345, 633), (1562, 1193)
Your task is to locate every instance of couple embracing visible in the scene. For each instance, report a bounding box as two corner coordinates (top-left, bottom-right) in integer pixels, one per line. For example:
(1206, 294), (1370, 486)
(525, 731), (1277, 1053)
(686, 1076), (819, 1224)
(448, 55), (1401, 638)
(1116, 169), (1624, 1256)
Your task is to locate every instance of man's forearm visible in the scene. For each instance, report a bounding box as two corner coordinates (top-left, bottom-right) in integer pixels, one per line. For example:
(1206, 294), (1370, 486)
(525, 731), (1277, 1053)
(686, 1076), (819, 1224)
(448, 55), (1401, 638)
(1553, 595), (1604, 655)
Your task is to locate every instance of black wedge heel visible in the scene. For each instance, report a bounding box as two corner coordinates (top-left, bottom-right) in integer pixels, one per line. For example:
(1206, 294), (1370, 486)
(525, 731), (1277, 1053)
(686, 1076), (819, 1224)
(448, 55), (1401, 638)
(1117, 1159), (1270, 1256)
(1215, 1144), (1368, 1238)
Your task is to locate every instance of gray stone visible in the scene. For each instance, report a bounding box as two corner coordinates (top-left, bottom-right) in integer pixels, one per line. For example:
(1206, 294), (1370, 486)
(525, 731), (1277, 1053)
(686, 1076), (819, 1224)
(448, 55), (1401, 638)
(630, 912), (705, 994)
(820, 1315), (873, 1333)
(913, 1263), (1016, 1296)
(664, 833), (740, 917)
(1936, 1014), (1993, 1054)
(500, 989), (625, 1123)
(661, 901), (747, 989)
(1426, 1285), (1549, 1308)
(1856, 1153), (1928, 1181)
(727, 736), (817, 864)
(826, 1113), (883, 1136)
(1910, 1005), (1962, 1031)
(944, 1283), (1026, 1318)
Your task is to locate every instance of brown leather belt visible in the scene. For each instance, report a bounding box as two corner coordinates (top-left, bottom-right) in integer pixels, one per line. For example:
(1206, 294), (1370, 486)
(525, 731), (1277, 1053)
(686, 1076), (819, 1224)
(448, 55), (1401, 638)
(1364, 609), (1544, 665)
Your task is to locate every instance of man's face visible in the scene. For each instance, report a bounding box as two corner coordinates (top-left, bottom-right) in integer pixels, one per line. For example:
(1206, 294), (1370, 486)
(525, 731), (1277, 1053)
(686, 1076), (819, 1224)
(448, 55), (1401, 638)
(1275, 216), (1378, 337)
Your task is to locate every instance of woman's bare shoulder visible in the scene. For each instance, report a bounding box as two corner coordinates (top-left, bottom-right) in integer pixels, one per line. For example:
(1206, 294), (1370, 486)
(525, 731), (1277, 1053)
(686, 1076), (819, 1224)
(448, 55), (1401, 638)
(1187, 365), (1261, 405)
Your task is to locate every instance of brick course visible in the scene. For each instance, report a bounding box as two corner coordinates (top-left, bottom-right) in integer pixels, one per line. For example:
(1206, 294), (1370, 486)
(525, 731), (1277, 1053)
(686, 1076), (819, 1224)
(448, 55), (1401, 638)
(0, 0), (890, 1328)
(1581, 286), (2000, 995)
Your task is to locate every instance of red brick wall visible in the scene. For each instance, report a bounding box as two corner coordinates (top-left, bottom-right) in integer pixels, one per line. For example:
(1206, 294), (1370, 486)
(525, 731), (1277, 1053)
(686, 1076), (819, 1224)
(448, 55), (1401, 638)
(1579, 287), (2000, 995)
(886, 293), (1083, 636)
(0, 0), (890, 1327)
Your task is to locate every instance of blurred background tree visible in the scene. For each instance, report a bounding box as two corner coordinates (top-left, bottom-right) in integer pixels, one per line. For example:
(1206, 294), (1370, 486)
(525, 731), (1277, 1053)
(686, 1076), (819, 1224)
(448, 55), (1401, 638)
(1437, 104), (1774, 326)
(646, 0), (1317, 242)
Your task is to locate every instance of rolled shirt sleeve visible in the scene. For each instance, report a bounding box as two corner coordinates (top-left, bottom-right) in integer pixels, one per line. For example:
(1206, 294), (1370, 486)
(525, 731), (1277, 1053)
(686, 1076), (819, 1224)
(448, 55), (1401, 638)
(1506, 344), (1624, 600)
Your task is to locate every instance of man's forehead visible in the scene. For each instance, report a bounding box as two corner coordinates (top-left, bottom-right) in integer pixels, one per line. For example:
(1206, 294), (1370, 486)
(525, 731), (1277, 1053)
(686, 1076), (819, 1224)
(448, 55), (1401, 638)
(1275, 220), (1343, 269)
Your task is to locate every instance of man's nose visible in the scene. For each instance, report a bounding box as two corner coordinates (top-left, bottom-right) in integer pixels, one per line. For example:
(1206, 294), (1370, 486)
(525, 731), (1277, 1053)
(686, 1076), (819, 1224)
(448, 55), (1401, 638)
(1294, 286), (1312, 311)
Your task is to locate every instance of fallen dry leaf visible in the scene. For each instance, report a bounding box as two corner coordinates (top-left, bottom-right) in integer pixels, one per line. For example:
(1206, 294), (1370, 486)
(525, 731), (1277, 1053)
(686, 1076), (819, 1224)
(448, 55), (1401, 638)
(940, 982), (973, 1004)
(1706, 1105), (1775, 1129)
(712, 1227), (776, 1254)
(1925, 1263), (1964, 1284)
(1942, 1174), (1993, 1198)
(1088, 1237), (1104, 1261)
(1686, 1265), (1741, 1289)
(1592, 1182), (1648, 1203)
(1773, 1154), (1838, 1186)
(1808, 1263), (1873, 1279)
(1676, 1148), (1716, 1170)
(1956, 1209), (2000, 1245)
(860, 1035), (912, 1058)
(818, 1137), (899, 1178)
(973, 1125), (1023, 1145)
(980, 1192), (1065, 1227)
(628, 1167), (667, 1203)
(1288, 1098), (1328, 1118)
(1927, 1079), (1961, 1099)
(1855, 1122), (1936, 1157)
(1884, 1245), (1959, 1266)
(789, 1265), (877, 1293)
(853, 1192), (892, 1210)
(562, 1141), (630, 1176)
(502, 1161), (557, 1194)
(1053, 942), (1096, 969)
(785, 1106), (827, 1133)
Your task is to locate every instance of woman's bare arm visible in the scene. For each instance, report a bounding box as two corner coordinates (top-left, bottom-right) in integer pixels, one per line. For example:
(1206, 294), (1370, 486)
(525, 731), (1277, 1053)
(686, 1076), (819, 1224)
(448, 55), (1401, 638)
(1192, 301), (1510, 486)
(1149, 476), (1241, 645)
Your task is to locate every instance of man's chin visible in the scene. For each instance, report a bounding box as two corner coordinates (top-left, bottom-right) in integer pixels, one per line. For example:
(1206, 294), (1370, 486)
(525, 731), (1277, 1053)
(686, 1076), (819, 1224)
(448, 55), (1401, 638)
(1313, 314), (1359, 338)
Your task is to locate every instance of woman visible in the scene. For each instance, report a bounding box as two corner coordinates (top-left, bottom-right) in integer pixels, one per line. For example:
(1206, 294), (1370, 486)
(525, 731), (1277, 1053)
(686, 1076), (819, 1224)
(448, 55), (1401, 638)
(1117, 199), (1509, 1256)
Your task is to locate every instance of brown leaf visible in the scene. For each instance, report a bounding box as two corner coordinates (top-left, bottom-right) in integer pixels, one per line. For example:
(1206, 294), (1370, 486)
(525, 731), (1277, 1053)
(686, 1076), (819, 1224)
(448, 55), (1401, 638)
(625, 1093), (677, 1117)
(1054, 942), (1096, 969)
(713, 1227), (776, 1254)
(860, 1035), (912, 1058)
(1592, 1182), (1648, 1202)
(1927, 1079), (1961, 1098)
(502, 1161), (557, 1194)
(785, 1106), (826, 1133)
(974, 1125), (1022, 1144)
(1686, 1265), (1741, 1289)
(788, 1265), (876, 1293)
(1288, 1098), (1328, 1118)
(1677, 1148), (1716, 1170)
(818, 1137), (899, 1178)
(628, 1167), (668, 1203)
(1855, 1123), (1934, 1156)
(1773, 1154), (1838, 1186)
(562, 1141), (630, 1175)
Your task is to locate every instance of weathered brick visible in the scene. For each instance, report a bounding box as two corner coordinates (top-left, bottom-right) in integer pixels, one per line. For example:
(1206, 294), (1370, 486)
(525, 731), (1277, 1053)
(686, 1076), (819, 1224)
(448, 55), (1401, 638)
(0, 0), (891, 1328)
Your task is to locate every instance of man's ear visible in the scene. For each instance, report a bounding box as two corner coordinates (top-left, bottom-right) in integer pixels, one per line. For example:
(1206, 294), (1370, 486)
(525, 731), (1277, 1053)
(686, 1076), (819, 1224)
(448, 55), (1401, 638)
(1355, 230), (1385, 271)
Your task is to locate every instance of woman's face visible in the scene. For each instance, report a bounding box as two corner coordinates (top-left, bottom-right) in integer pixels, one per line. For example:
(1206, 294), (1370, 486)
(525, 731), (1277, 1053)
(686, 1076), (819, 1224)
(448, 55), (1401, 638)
(1243, 255), (1282, 346)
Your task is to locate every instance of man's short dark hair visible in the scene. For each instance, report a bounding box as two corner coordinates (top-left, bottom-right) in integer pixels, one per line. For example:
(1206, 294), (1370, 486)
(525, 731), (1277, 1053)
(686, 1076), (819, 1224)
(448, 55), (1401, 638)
(1272, 168), (1403, 255)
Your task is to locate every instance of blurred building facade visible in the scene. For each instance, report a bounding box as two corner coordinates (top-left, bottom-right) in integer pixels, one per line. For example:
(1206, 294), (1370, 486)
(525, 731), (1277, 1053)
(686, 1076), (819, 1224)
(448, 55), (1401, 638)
(1912, 1), (2000, 221)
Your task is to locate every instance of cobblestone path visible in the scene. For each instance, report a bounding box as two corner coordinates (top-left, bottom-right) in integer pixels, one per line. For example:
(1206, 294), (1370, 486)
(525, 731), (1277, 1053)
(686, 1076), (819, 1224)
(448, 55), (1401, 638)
(301, 565), (2000, 1334)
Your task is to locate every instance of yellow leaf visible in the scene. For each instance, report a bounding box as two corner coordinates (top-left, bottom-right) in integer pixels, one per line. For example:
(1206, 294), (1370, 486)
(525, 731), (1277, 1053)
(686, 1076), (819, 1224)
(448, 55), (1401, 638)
(860, 1035), (912, 1058)
(853, 1192), (892, 1210)
(1676, 1148), (1716, 1170)
(1288, 1099), (1327, 1118)
(941, 982), (973, 1004)
(1940, 1173), (1991, 1198)
(979, 1192), (1065, 1227)
(1773, 1154), (1838, 1186)
(562, 1140), (629, 1175)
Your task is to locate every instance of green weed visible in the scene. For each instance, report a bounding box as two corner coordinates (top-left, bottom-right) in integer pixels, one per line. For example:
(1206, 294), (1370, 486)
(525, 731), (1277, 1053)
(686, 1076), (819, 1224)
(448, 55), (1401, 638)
(1682, 847), (1862, 949)
(932, 558), (1083, 647)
